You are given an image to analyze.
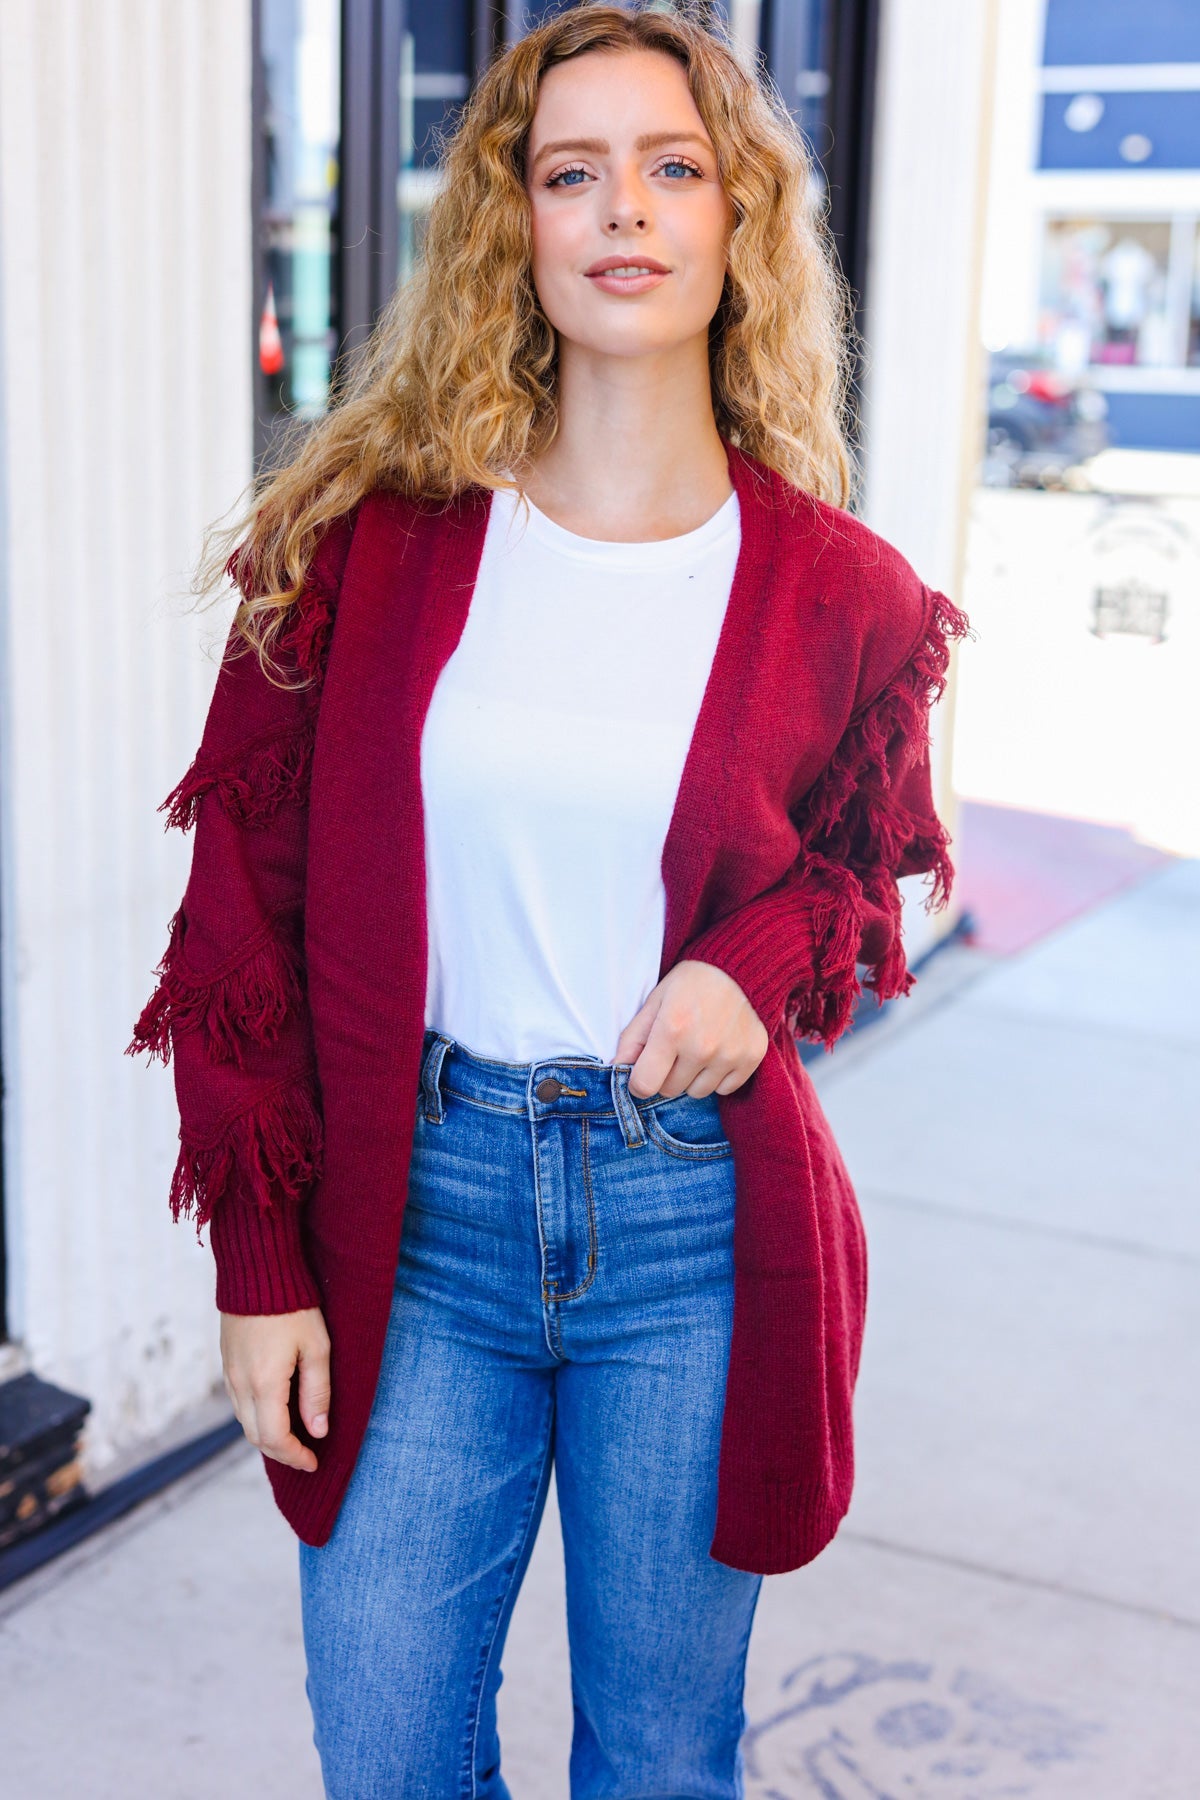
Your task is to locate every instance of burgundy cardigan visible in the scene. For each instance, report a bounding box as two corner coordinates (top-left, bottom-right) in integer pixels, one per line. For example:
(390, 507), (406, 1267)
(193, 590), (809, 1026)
(129, 437), (969, 1575)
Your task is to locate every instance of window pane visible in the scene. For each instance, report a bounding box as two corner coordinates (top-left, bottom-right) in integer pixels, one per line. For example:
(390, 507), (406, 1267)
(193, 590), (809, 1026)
(258, 0), (341, 428)
(1040, 218), (1173, 369)
(397, 6), (470, 287)
(766, 3), (830, 145)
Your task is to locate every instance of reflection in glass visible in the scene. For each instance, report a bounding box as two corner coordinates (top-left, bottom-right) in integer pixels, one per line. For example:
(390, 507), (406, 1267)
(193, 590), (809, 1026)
(397, 8), (471, 289)
(1040, 218), (1179, 371)
(258, 0), (341, 430)
(762, 0), (830, 211)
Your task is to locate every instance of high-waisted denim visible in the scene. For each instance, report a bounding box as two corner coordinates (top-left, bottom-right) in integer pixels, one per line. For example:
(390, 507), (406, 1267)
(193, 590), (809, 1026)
(299, 1027), (763, 1799)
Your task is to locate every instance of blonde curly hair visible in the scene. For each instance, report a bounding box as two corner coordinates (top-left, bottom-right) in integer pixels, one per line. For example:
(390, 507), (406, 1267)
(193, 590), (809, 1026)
(204, 0), (861, 680)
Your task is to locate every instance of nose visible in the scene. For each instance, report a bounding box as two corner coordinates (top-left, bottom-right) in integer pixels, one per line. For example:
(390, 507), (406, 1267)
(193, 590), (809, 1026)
(605, 164), (650, 233)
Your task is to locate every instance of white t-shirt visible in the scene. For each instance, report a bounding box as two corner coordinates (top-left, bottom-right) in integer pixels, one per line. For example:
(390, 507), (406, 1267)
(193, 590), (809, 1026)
(420, 481), (741, 1064)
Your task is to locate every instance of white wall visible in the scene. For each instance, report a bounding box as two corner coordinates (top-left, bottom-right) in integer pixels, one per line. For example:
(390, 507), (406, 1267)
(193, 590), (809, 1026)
(859, 0), (999, 958)
(0, 0), (252, 1471)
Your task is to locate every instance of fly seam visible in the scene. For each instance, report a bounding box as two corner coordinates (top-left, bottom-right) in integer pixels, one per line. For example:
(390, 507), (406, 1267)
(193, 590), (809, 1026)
(552, 1115), (599, 1303)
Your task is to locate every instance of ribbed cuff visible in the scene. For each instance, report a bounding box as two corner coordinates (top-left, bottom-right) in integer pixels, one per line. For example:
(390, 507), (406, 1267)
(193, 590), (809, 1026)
(208, 1190), (323, 1315)
(675, 888), (816, 1035)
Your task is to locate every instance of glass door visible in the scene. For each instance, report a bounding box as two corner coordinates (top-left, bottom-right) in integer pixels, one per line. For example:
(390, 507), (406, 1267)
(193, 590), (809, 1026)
(253, 0), (343, 466)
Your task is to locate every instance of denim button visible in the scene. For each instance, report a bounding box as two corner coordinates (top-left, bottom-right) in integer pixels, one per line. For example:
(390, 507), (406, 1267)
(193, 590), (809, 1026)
(535, 1076), (564, 1101)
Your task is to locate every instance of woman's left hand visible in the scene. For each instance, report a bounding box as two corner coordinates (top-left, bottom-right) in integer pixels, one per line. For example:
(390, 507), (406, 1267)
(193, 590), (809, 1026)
(613, 960), (769, 1101)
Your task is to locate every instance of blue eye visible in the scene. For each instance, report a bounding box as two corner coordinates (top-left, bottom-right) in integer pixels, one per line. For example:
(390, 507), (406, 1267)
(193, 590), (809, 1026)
(657, 158), (704, 179)
(546, 165), (590, 188)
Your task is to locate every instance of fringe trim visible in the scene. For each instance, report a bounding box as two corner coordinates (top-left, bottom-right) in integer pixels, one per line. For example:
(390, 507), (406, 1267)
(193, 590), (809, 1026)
(158, 720), (315, 833)
(155, 536), (344, 836)
(279, 570), (338, 687)
(788, 589), (971, 1049)
(126, 908), (304, 1068)
(801, 589), (970, 896)
(169, 1073), (323, 1233)
(784, 856), (866, 1048)
(159, 525), (348, 838)
(858, 864), (915, 1003)
(224, 542), (340, 689)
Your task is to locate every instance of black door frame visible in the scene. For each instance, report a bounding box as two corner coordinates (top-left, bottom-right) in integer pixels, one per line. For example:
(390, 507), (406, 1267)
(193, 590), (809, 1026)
(338, 0), (405, 370)
(824, 0), (883, 394)
(761, 0), (882, 448)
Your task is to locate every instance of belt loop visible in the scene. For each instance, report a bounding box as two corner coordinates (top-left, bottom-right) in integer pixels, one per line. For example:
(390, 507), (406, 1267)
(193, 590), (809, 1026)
(611, 1065), (647, 1148)
(421, 1033), (455, 1124)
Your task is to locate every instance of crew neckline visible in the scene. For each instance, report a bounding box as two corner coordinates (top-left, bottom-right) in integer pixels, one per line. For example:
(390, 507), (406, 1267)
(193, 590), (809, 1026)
(492, 483), (740, 568)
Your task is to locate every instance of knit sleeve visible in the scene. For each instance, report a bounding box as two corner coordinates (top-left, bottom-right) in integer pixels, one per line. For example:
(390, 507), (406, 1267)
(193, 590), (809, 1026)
(676, 586), (971, 1048)
(127, 514), (355, 1314)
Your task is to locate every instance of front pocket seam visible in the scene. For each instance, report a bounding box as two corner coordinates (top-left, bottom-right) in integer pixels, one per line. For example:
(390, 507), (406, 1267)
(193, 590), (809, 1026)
(642, 1108), (733, 1160)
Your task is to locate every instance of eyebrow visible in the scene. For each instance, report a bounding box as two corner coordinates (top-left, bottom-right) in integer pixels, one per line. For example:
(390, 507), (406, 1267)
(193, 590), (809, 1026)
(529, 130), (712, 171)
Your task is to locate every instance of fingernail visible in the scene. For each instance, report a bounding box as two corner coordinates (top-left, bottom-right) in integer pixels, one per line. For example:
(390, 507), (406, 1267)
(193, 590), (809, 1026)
(313, 1414), (327, 1434)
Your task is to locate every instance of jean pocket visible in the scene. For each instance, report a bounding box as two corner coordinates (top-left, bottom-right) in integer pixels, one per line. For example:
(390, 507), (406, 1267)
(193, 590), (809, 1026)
(643, 1092), (733, 1159)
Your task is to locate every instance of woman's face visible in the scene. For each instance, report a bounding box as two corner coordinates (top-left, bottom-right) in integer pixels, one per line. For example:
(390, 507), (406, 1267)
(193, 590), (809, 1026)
(524, 48), (735, 362)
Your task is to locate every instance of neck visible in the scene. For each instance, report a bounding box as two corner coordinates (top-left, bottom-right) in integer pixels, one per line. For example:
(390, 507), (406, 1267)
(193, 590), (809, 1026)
(518, 334), (733, 542)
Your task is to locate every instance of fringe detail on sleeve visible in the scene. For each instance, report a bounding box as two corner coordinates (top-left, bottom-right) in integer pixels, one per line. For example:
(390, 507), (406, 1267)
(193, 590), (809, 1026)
(800, 589), (971, 898)
(169, 1072), (323, 1232)
(158, 720), (315, 833)
(788, 589), (972, 1049)
(278, 568), (338, 687)
(126, 908), (304, 1068)
(155, 536), (343, 835)
(224, 540), (340, 689)
(783, 856), (867, 1047)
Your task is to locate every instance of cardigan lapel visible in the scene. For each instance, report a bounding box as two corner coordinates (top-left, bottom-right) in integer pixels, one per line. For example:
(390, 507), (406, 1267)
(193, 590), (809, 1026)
(277, 484), (497, 1541)
(658, 438), (783, 978)
(304, 483), (494, 1280)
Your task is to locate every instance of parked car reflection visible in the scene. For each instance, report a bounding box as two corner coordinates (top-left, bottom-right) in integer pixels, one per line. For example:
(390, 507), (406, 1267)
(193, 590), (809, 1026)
(981, 349), (1110, 489)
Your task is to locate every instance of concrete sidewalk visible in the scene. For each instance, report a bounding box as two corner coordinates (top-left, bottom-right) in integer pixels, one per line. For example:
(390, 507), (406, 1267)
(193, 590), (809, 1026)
(1, 861), (1196, 1798)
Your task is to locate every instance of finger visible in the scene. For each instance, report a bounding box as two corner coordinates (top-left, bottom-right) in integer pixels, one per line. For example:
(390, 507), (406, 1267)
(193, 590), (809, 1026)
(715, 1063), (749, 1095)
(253, 1385), (318, 1473)
(628, 1037), (676, 1099)
(710, 1020), (769, 1095)
(297, 1340), (332, 1438)
(653, 1036), (719, 1099)
(680, 1055), (738, 1099)
(613, 992), (659, 1069)
(628, 994), (698, 1097)
(685, 1058), (738, 1099)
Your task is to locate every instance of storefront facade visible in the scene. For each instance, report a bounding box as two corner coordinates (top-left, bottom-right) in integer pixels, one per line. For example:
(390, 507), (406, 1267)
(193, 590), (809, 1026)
(983, 0), (1200, 451)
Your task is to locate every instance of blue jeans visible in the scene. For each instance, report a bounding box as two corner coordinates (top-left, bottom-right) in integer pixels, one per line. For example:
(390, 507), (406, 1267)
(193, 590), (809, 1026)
(299, 1028), (763, 1799)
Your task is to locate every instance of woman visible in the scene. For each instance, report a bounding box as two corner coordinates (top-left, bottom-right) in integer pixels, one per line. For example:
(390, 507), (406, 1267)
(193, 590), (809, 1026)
(129, 6), (968, 1795)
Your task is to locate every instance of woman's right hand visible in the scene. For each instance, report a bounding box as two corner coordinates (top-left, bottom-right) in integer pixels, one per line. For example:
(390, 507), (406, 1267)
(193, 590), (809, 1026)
(219, 1308), (331, 1473)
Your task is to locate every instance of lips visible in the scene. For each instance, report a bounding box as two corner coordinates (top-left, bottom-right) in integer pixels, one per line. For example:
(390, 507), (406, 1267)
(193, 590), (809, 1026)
(583, 254), (670, 276)
(582, 255), (672, 296)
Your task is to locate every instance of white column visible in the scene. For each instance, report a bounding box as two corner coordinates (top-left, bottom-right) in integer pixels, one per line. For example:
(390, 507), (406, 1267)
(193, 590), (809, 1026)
(0, 0), (254, 1472)
(858, 0), (1001, 958)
